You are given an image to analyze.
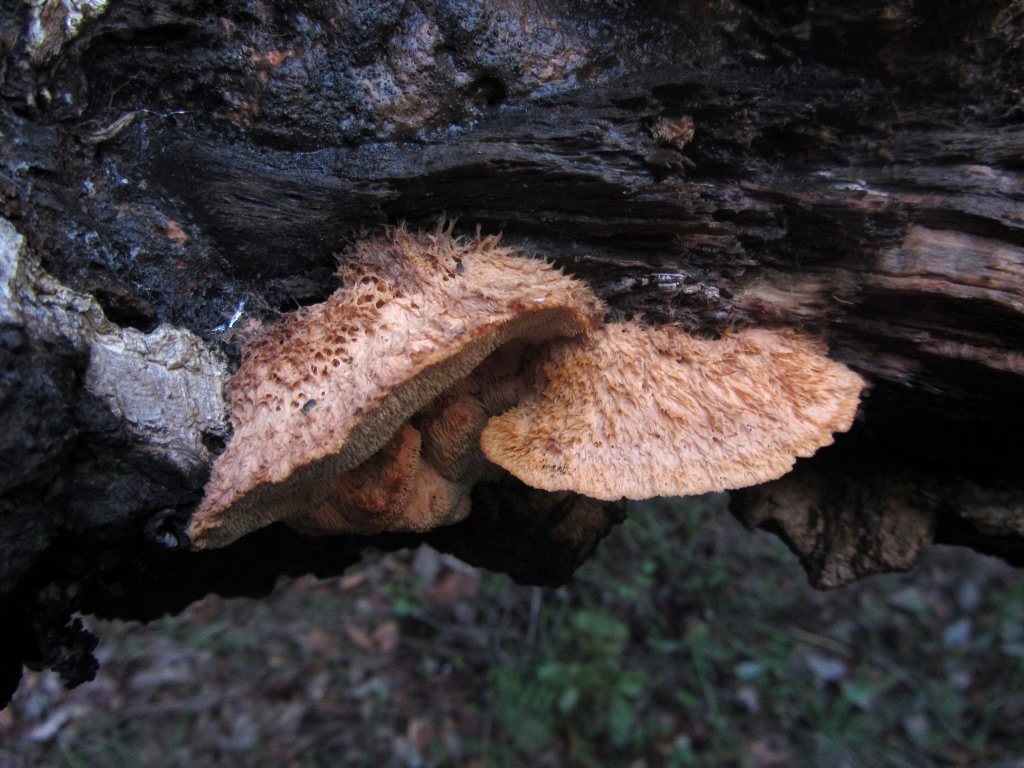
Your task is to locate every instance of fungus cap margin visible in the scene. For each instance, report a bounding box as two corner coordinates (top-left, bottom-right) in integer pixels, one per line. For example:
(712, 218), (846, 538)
(480, 321), (866, 501)
(188, 228), (605, 549)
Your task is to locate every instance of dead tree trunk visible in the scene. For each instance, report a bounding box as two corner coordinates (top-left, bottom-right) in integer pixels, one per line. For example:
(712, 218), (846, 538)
(1, 0), (1022, 702)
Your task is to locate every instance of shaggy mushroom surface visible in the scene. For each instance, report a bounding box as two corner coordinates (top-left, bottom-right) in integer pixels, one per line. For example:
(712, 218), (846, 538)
(189, 227), (865, 552)
(188, 228), (604, 548)
(480, 321), (865, 500)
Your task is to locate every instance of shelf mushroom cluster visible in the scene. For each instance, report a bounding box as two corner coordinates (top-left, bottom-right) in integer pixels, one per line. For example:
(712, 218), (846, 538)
(188, 227), (865, 550)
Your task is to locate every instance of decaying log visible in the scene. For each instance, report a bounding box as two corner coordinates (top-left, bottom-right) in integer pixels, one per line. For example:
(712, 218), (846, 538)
(1, 0), (1022, 702)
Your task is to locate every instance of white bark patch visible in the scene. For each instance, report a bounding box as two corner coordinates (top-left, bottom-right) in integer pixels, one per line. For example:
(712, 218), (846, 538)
(27, 0), (110, 63)
(0, 217), (229, 473)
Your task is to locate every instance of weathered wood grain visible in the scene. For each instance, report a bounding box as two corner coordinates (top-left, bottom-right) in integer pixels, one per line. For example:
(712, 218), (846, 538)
(1, 0), (1021, 700)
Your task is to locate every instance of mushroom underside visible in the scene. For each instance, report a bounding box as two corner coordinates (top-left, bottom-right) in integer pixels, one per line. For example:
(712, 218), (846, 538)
(187, 311), (590, 548)
(188, 230), (865, 551)
(188, 228), (606, 549)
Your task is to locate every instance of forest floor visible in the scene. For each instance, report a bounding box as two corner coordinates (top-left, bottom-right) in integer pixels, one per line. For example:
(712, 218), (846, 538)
(2, 495), (1023, 767)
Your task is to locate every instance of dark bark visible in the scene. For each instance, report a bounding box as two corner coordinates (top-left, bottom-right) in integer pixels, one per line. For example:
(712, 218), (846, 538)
(1, 0), (1022, 703)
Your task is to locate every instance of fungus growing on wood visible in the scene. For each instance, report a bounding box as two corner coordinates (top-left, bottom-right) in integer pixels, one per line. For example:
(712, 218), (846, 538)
(187, 227), (605, 549)
(283, 422), (423, 536)
(480, 320), (865, 501)
(279, 420), (473, 538)
(419, 390), (490, 482)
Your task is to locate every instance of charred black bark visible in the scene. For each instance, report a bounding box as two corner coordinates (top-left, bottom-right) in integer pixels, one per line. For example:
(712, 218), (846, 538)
(1, 0), (1022, 703)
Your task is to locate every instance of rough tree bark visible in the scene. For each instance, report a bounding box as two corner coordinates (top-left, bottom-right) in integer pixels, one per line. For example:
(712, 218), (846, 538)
(1, 0), (1022, 703)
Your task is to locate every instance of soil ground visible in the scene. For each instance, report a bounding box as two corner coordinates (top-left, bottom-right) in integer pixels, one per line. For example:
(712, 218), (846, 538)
(2, 496), (1023, 767)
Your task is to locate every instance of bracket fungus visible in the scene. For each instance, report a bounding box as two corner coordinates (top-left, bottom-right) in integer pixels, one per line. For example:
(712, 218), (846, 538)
(188, 224), (865, 554)
(480, 321), (865, 500)
(187, 227), (604, 549)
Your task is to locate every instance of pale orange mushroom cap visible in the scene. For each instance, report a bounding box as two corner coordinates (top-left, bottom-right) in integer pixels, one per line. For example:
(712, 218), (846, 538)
(188, 227), (605, 549)
(480, 320), (866, 501)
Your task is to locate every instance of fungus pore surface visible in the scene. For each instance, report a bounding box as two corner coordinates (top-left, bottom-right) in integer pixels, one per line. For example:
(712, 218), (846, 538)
(480, 321), (866, 501)
(285, 422), (423, 536)
(188, 228), (605, 549)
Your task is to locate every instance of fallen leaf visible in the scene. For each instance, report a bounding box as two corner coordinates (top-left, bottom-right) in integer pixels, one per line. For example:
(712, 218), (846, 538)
(428, 571), (479, 605)
(345, 622), (375, 652)
(374, 620), (400, 653)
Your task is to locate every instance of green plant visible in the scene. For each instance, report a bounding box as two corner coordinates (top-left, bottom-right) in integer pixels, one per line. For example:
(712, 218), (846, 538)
(487, 606), (653, 763)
